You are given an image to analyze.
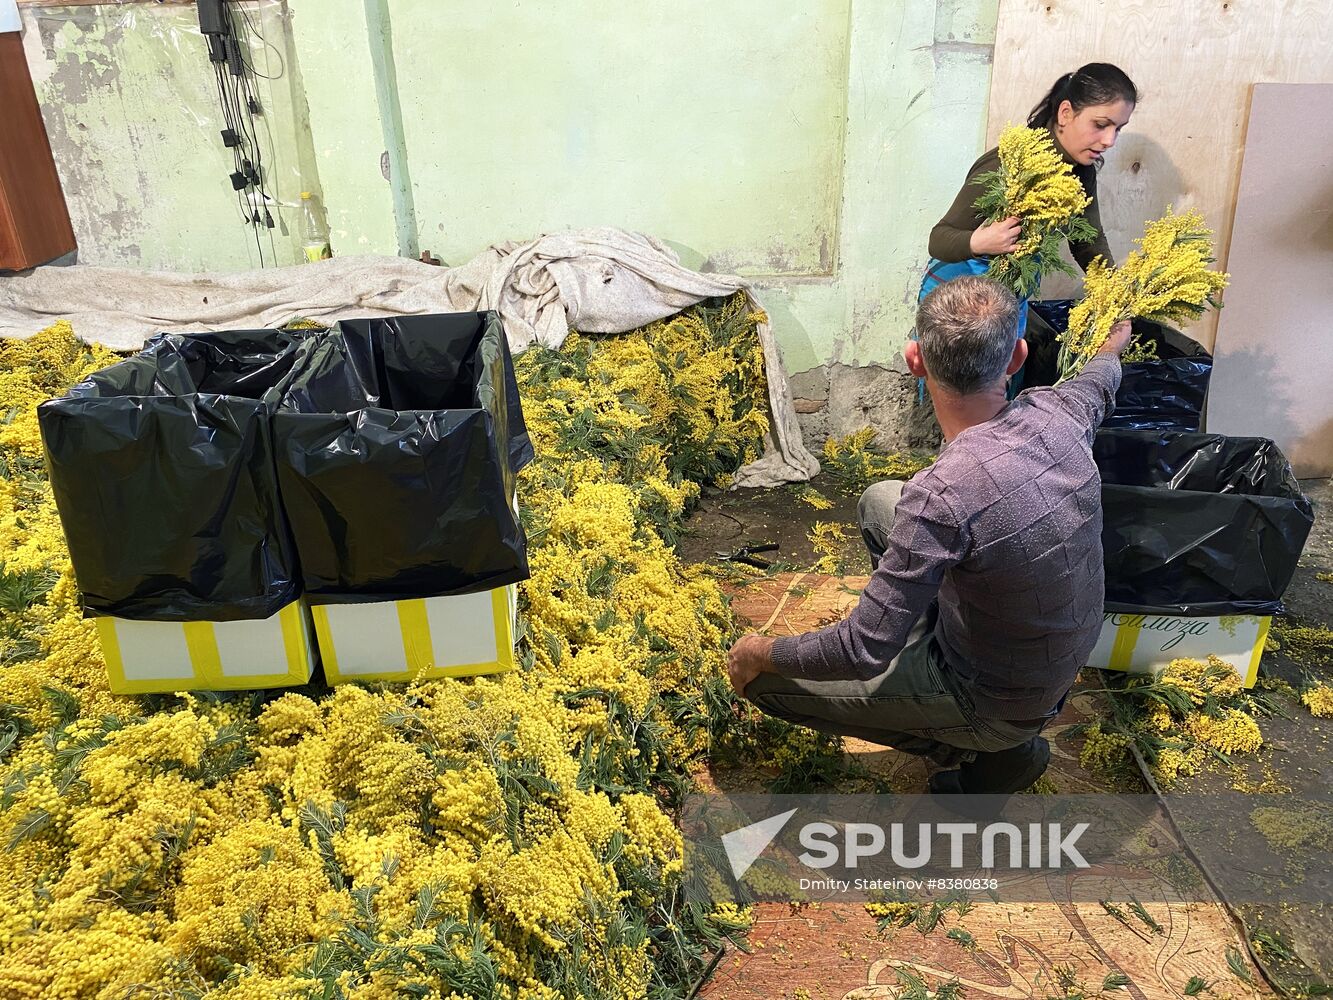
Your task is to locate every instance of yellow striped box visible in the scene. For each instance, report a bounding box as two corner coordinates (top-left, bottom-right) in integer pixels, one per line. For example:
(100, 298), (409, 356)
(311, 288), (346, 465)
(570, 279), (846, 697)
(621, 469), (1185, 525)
(98, 602), (316, 695)
(312, 585), (517, 685)
(1087, 612), (1270, 688)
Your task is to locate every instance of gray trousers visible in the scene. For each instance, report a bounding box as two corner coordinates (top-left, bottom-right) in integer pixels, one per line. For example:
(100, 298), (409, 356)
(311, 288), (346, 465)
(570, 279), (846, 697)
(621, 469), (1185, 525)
(744, 480), (1045, 766)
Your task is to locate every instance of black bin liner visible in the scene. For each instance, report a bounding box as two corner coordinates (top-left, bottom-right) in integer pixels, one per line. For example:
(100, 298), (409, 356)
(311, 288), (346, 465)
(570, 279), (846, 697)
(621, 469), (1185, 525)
(37, 329), (307, 621)
(275, 311), (534, 603)
(1096, 429), (1314, 616)
(1103, 322), (1211, 432)
(1027, 299), (1212, 431)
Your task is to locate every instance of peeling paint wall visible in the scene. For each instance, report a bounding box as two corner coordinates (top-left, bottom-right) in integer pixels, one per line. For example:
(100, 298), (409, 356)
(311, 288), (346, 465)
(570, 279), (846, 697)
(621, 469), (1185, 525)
(22, 2), (316, 270)
(21, 0), (997, 445)
(757, 0), (997, 445)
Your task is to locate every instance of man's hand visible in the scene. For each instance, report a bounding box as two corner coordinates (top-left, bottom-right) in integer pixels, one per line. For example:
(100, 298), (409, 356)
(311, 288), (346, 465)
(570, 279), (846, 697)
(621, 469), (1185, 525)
(969, 217), (1021, 256)
(727, 634), (776, 697)
(1099, 319), (1134, 357)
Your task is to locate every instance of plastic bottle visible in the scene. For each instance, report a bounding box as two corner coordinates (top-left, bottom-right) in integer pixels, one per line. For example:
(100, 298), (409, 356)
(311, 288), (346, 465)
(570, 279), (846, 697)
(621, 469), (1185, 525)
(299, 192), (332, 262)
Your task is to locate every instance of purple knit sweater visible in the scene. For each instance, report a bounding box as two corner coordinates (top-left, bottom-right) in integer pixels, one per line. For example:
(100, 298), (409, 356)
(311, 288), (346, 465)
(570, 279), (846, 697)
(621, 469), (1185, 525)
(771, 355), (1122, 720)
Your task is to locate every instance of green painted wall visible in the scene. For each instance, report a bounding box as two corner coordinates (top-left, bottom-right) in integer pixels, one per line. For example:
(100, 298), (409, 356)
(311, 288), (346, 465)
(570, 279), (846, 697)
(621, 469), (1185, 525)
(702, 0), (996, 375)
(287, 0), (398, 258)
(287, 0), (996, 368)
(23, 0), (997, 374)
(391, 1), (851, 277)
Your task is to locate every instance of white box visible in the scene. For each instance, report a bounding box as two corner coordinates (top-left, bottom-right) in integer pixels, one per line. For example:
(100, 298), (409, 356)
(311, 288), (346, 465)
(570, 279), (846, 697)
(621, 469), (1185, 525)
(312, 584), (517, 684)
(1086, 611), (1269, 687)
(97, 601), (316, 695)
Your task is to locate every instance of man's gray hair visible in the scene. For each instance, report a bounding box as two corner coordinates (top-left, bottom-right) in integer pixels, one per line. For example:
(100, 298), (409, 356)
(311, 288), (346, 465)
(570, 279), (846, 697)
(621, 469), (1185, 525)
(915, 276), (1019, 395)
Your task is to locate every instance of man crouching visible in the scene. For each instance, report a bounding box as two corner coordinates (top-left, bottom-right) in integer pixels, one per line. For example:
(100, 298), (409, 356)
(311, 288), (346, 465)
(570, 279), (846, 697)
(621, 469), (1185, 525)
(726, 275), (1132, 794)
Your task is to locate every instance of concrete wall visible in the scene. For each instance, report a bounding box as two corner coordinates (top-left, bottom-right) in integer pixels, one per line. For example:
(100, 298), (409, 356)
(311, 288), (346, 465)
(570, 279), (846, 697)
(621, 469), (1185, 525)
(768, 0), (995, 446)
(21, 0), (998, 445)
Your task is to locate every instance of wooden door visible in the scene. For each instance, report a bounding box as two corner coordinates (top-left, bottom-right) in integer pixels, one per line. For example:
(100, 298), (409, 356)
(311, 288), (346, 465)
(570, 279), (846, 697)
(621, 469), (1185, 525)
(0, 28), (77, 270)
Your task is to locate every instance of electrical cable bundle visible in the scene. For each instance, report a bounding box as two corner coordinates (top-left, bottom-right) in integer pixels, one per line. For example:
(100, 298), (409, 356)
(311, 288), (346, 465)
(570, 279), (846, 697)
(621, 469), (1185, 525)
(197, 0), (280, 266)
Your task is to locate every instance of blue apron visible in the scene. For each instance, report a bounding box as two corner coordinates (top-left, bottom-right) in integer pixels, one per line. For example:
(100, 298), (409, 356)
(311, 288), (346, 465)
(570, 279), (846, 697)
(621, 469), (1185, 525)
(915, 257), (1030, 401)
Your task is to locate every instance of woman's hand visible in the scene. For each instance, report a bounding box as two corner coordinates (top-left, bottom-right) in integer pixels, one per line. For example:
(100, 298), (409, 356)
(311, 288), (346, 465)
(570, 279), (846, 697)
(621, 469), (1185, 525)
(969, 217), (1022, 256)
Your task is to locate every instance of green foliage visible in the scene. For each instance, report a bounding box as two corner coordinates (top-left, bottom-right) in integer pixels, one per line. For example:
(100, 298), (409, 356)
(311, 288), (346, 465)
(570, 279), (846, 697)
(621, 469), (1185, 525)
(1226, 944), (1255, 985)
(987, 215), (1098, 300)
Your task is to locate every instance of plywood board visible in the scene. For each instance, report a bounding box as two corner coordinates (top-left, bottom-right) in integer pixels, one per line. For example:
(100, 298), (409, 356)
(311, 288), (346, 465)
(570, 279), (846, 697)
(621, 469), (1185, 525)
(707, 571), (1277, 999)
(987, 0), (1333, 350)
(700, 897), (1268, 1000)
(1207, 83), (1333, 478)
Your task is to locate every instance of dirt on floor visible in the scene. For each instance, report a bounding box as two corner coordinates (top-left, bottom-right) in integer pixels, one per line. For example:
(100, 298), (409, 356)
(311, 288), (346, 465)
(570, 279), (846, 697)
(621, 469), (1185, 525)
(679, 480), (869, 575)
(680, 472), (1333, 998)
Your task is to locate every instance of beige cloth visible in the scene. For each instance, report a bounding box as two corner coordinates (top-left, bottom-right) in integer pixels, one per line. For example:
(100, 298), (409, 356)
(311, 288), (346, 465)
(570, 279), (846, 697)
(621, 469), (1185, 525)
(0, 227), (818, 485)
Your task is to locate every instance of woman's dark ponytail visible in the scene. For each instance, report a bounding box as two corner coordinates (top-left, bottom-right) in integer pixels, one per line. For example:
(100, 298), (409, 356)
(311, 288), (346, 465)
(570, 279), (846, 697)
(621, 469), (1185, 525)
(1028, 72), (1076, 128)
(1027, 63), (1138, 127)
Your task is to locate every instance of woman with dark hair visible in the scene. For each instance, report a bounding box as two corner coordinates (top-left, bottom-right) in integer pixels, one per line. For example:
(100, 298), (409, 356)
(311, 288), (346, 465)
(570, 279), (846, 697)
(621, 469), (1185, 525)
(916, 63), (1138, 390)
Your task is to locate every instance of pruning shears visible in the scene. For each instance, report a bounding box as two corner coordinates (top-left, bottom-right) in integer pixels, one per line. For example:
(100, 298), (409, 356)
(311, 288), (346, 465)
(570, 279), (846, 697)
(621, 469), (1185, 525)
(715, 542), (779, 569)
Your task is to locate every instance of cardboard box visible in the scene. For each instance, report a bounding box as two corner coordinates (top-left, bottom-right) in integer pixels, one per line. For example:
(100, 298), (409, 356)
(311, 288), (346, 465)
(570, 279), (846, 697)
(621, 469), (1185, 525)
(312, 584), (517, 684)
(1087, 611), (1270, 688)
(98, 602), (316, 695)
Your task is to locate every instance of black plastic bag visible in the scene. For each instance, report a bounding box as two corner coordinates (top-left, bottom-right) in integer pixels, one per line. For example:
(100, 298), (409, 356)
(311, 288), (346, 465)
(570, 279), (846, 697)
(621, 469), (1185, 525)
(1019, 302), (1065, 389)
(274, 312), (533, 603)
(1026, 299), (1213, 431)
(1096, 429), (1314, 616)
(38, 329), (307, 621)
(1026, 298), (1074, 339)
(1103, 323), (1211, 432)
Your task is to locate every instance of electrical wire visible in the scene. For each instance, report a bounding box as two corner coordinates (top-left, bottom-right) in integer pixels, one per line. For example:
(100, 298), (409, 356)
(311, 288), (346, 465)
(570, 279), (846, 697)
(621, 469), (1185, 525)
(212, 60), (255, 232)
(226, 5), (279, 261)
(215, 61), (264, 266)
(203, 0), (294, 266)
(235, 1), (284, 81)
(207, 3), (272, 266)
(212, 65), (245, 180)
(233, 16), (279, 233)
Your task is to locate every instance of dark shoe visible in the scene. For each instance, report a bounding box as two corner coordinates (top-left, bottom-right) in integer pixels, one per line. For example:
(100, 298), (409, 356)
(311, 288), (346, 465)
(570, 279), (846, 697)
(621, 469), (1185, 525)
(927, 769), (964, 794)
(926, 738), (1049, 822)
(957, 736), (1050, 794)
(925, 766), (1006, 821)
